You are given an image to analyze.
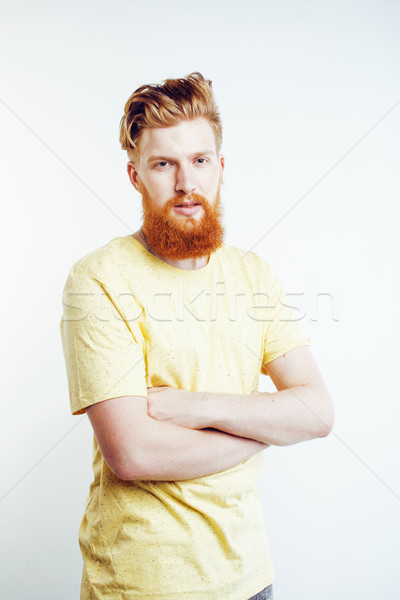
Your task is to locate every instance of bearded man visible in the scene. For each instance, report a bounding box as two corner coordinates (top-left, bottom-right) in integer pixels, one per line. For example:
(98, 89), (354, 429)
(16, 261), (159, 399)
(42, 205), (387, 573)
(60, 72), (334, 600)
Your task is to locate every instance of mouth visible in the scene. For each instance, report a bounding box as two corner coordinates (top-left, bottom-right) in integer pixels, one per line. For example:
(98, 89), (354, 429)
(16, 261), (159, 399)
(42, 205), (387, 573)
(173, 202), (203, 217)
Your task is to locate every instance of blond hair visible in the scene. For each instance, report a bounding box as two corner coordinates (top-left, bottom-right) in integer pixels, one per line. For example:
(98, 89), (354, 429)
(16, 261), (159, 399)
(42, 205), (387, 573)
(119, 72), (222, 161)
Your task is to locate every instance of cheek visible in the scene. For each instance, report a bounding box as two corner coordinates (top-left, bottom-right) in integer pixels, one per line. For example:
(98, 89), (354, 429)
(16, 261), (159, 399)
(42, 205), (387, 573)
(152, 185), (173, 206)
(206, 172), (221, 196)
(140, 177), (169, 205)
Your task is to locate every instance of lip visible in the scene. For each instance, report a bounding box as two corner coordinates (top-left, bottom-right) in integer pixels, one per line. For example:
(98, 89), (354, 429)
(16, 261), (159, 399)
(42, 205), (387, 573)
(173, 203), (202, 217)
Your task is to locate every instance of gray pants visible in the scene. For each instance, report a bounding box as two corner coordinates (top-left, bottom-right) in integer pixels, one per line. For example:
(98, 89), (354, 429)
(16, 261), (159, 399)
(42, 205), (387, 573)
(249, 584), (273, 600)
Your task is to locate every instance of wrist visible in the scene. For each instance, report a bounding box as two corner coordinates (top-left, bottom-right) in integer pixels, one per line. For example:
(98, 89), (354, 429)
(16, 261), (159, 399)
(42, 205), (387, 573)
(197, 391), (230, 430)
(193, 391), (212, 428)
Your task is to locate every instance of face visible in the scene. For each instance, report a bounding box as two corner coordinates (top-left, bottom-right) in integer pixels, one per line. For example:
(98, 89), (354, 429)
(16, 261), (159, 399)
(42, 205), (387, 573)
(127, 118), (224, 218)
(127, 118), (225, 259)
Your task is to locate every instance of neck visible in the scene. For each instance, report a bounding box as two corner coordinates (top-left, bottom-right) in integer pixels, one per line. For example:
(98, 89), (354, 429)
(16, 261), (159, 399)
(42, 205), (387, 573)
(135, 229), (210, 271)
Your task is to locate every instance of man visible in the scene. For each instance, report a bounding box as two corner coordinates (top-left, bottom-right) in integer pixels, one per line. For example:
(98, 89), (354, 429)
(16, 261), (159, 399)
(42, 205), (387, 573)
(60, 72), (334, 600)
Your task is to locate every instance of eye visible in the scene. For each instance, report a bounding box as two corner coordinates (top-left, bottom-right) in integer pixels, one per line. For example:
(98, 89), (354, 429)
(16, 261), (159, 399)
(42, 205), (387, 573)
(154, 161), (171, 169)
(195, 157), (208, 165)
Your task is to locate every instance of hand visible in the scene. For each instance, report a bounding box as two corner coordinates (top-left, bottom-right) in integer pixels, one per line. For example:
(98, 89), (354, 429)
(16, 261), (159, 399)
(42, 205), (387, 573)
(147, 386), (206, 430)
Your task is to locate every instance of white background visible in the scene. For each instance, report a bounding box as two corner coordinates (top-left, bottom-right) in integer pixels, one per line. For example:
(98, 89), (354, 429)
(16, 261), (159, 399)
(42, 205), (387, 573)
(1, 1), (399, 598)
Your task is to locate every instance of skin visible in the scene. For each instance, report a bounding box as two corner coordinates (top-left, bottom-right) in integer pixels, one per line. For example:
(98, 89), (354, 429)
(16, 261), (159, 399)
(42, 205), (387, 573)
(147, 346), (334, 447)
(87, 118), (334, 481)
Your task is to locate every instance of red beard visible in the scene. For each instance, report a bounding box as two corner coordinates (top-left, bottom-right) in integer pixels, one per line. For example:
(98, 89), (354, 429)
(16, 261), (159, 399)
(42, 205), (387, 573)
(139, 182), (224, 260)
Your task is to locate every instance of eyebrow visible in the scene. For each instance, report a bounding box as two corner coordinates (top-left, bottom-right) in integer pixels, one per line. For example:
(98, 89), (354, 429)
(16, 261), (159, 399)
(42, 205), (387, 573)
(147, 150), (216, 164)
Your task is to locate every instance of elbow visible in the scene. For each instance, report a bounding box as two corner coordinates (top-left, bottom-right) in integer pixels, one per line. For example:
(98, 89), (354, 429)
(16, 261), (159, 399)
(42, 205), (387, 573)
(112, 463), (143, 482)
(317, 398), (335, 438)
(108, 460), (141, 482)
(318, 422), (333, 439)
(106, 447), (152, 482)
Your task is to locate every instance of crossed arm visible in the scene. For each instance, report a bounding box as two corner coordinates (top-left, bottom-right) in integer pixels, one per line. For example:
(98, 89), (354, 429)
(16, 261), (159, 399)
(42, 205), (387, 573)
(87, 346), (334, 481)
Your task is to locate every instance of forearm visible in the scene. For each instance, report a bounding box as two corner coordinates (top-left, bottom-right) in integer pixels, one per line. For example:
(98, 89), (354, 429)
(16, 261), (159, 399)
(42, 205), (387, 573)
(148, 384), (334, 447)
(131, 419), (268, 481)
(147, 348), (334, 447)
(87, 396), (268, 482)
(199, 384), (333, 446)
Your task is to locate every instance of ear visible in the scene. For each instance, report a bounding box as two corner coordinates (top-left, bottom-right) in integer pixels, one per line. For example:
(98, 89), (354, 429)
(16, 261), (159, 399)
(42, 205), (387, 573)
(127, 161), (140, 191)
(218, 154), (225, 175)
(218, 154), (225, 181)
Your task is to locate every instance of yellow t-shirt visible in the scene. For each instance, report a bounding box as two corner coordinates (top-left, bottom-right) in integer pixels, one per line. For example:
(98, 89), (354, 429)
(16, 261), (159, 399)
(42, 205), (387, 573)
(60, 235), (309, 600)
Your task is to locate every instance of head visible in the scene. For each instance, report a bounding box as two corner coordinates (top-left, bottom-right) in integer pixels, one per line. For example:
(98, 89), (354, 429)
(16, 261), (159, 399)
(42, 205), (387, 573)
(119, 72), (225, 259)
(120, 72), (223, 163)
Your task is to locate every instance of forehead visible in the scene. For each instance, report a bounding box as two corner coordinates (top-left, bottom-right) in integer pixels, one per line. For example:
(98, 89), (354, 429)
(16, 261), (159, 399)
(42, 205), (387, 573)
(138, 118), (217, 160)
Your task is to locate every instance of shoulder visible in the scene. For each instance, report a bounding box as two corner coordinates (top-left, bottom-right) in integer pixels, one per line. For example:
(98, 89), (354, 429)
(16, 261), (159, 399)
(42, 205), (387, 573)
(62, 235), (149, 294)
(214, 245), (286, 296)
(67, 236), (137, 280)
(61, 236), (145, 318)
(217, 244), (273, 276)
(61, 236), (147, 307)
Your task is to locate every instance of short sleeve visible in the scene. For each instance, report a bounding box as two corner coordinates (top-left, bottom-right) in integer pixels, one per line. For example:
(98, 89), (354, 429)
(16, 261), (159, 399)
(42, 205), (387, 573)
(60, 272), (148, 415)
(260, 262), (310, 373)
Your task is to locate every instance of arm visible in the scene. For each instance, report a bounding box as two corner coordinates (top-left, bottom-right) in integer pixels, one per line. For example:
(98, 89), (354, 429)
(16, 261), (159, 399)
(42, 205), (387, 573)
(87, 395), (268, 481)
(148, 346), (334, 447)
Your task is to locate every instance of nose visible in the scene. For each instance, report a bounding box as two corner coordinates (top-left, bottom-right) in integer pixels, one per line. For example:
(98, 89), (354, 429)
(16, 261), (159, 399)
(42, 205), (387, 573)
(175, 164), (196, 195)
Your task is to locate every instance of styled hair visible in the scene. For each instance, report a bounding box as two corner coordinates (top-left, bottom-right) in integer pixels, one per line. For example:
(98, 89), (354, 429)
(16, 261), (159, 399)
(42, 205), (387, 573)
(119, 72), (222, 161)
